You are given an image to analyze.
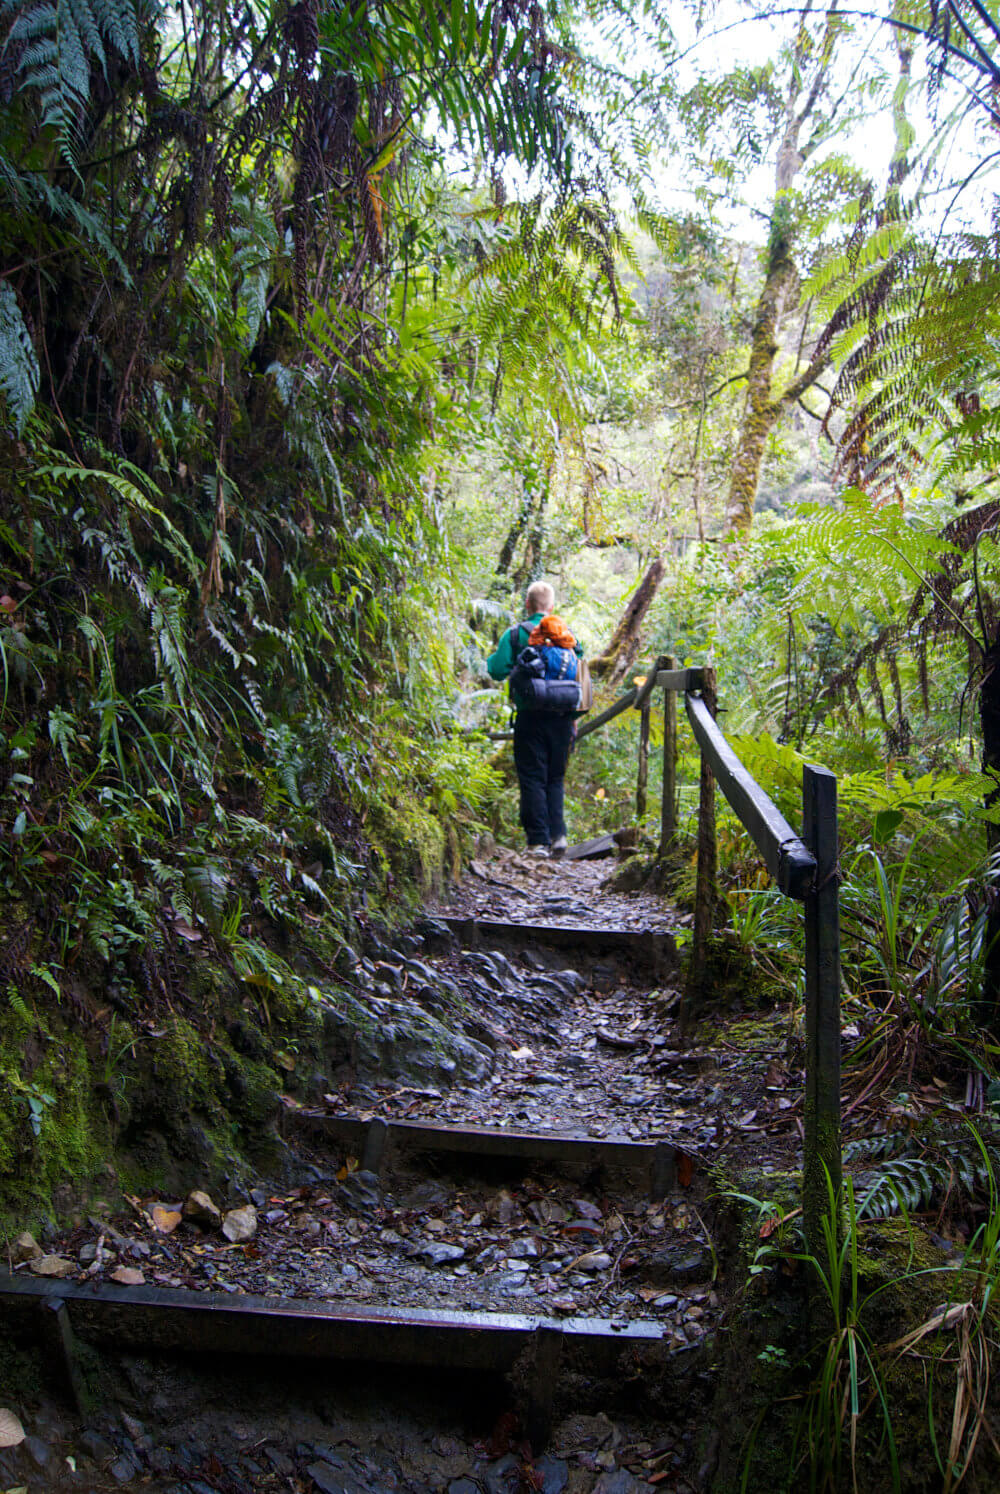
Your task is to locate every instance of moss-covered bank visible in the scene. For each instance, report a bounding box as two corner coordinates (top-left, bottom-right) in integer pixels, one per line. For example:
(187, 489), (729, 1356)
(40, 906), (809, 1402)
(0, 780), (474, 1234)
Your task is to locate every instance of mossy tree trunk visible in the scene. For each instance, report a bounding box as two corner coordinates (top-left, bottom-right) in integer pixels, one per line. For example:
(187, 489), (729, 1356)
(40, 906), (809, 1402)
(981, 633), (1000, 1016)
(723, 12), (842, 540)
(590, 558), (666, 687)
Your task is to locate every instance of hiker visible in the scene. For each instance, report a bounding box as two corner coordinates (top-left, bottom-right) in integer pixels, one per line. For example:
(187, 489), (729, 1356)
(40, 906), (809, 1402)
(487, 581), (582, 857)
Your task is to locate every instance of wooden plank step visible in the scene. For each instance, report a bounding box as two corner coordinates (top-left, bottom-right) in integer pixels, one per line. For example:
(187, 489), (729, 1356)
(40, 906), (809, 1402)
(564, 834), (617, 860)
(0, 1275), (667, 1374)
(438, 917), (676, 979)
(288, 1112), (676, 1195)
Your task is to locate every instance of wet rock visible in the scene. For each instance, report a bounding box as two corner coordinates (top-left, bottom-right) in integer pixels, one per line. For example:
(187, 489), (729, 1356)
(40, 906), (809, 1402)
(79, 1241), (114, 1266)
(401, 1181), (448, 1210)
(448, 1482), (479, 1494)
(28, 1254), (75, 1278)
(572, 1251), (612, 1272)
(419, 1242), (465, 1266)
(183, 1190), (222, 1229)
(250, 1187), (267, 1208)
(265, 1446), (295, 1475)
(414, 916), (456, 949)
(529, 1200), (567, 1226)
(592, 1474), (653, 1493)
(110, 1266), (145, 1285)
(642, 1243), (713, 1286)
(80, 1429), (114, 1464)
(221, 1206), (258, 1244)
(22, 1435), (51, 1469)
(345, 995), (493, 1089)
(493, 1190), (517, 1226)
(337, 1170), (382, 1212)
(536, 1455), (569, 1493)
(508, 1237), (539, 1259)
(335, 945), (361, 976)
(307, 1459), (370, 1493)
(109, 1452), (139, 1482)
(13, 1231), (42, 1263)
(573, 1200), (603, 1221)
(149, 1447), (173, 1475)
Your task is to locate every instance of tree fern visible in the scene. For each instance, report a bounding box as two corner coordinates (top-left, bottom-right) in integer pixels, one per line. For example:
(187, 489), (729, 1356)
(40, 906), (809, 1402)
(3, 0), (139, 164)
(0, 282), (39, 434)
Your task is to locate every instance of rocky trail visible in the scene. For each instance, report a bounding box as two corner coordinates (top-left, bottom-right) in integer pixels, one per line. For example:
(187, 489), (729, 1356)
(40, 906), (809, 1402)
(0, 847), (808, 1494)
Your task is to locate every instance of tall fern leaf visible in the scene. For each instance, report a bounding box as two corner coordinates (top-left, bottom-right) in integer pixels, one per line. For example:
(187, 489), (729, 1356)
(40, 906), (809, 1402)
(0, 282), (39, 434)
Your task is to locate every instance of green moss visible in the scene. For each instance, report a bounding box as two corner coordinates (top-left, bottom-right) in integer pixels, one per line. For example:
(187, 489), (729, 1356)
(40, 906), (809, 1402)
(0, 1000), (106, 1225)
(369, 793), (447, 897)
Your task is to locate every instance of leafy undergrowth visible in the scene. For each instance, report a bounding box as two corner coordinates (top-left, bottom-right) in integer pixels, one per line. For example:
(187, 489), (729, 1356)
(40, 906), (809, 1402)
(0, 472), (497, 1226)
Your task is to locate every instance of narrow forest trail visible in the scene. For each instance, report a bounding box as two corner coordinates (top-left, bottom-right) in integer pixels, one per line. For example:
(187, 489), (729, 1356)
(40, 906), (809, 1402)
(0, 846), (810, 1494)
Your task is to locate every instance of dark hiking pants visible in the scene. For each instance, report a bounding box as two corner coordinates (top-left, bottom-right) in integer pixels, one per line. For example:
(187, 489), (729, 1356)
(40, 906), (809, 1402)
(513, 710), (575, 847)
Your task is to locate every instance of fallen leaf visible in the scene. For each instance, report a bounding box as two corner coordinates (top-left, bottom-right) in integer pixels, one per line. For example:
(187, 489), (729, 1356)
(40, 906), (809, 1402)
(151, 1204), (182, 1234)
(172, 920), (202, 942)
(675, 1150), (695, 1188)
(510, 1046), (535, 1061)
(760, 1207), (802, 1239)
(638, 1286), (676, 1303)
(0, 596), (17, 615)
(0, 1409), (25, 1447)
(110, 1267), (145, 1286)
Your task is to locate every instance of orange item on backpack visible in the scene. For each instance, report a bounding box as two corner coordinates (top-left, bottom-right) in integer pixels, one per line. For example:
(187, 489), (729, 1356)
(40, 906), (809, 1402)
(528, 615), (577, 650)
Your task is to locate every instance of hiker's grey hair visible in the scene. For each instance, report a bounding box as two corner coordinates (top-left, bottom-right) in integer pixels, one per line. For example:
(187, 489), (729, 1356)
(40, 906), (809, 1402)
(525, 581), (555, 615)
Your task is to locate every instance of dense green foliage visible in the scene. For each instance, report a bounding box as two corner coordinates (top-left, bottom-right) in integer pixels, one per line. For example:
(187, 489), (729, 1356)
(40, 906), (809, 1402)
(0, 0), (628, 1208)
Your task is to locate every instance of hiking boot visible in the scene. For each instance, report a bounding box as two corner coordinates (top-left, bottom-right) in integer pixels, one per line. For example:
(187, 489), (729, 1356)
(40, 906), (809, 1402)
(550, 835), (568, 858)
(526, 843), (549, 857)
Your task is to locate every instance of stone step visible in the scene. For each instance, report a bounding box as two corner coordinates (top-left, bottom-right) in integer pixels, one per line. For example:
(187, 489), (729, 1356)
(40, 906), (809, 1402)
(288, 1112), (677, 1196)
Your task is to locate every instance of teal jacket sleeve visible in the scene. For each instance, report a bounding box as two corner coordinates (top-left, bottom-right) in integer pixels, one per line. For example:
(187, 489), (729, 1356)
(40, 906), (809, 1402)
(487, 627), (515, 681)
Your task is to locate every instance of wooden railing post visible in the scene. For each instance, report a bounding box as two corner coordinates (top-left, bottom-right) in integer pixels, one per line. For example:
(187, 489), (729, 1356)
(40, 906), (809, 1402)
(636, 699), (651, 820)
(659, 654), (677, 854)
(687, 668), (717, 1005)
(802, 763), (841, 1256)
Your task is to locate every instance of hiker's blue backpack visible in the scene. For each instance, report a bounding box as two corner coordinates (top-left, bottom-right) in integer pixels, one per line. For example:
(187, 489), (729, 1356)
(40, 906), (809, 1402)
(507, 626), (581, 713)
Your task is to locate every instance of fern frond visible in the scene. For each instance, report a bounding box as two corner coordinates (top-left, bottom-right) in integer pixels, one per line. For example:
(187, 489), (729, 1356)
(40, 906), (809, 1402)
(184, 862), (228, 935)
(0, 281), (39, 433)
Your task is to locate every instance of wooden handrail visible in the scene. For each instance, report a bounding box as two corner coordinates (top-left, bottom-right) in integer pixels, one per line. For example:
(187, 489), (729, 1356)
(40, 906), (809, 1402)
(574, 685), (638, 739)
(685, 695), (815, 899)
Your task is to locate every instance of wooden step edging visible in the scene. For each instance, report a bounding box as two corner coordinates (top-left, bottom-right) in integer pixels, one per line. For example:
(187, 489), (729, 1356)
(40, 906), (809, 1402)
(0, 1274), (669, 1376)
(288, 1113), (677, 1196)
(438, 917), (677, 980)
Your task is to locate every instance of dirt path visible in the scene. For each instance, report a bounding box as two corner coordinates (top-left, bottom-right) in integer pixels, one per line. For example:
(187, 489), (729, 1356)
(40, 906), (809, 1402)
(2, 845), (808, 1494)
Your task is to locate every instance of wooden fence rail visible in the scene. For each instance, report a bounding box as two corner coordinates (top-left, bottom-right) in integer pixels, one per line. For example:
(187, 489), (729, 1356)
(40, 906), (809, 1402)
(480, 655), (841, 1252)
